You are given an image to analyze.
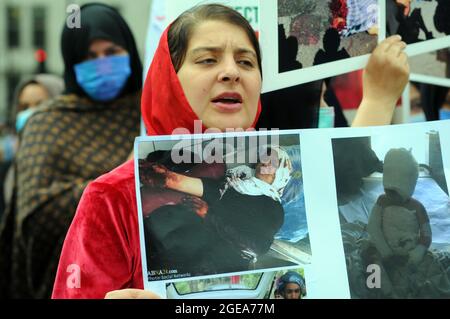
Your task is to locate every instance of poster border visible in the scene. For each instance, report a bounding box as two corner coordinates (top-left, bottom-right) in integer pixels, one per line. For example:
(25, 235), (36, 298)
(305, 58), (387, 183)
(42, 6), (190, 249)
(134, 129), (314, 296)
(410, 73), (450, 88)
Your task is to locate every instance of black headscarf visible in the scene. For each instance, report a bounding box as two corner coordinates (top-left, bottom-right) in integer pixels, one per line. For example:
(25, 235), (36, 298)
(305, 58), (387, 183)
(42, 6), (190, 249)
(61, 3), (143, 98)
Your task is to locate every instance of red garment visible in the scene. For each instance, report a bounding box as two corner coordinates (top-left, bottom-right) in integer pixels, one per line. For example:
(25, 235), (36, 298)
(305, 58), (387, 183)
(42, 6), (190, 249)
(52, 26), (261, 298)
(331, 70), (401, 110)
(331, 71), (363, 110)
(52, 160), (142, 298)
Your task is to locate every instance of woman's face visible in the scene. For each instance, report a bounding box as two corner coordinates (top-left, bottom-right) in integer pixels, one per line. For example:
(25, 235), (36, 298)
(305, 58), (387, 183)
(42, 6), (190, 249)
(177, 20), (262, 131)
(18, 83), (49, 112)
(85, 39), (128, 61)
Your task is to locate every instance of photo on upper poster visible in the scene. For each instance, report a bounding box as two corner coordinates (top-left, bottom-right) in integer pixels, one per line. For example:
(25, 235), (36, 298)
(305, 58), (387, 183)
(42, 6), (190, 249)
(410, 48), (450, 87)
(331, 124), (450, 298)
(386, 0), (450, 56)
(135, 132), (312, 285)
(260, 0), (382, 92)
(278, 0), (378, 72)
(165, 267), (307, 299)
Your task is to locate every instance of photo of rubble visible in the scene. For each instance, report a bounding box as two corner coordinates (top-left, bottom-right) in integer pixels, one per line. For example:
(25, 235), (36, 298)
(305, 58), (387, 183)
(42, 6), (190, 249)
(278, 0), (378, 73)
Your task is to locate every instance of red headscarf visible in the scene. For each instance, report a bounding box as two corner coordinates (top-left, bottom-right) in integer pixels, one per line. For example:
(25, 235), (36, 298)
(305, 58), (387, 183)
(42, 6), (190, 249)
(141, 26), (262, 136)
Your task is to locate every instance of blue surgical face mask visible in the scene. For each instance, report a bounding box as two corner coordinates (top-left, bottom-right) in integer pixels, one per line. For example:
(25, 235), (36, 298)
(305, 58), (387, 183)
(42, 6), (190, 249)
(16, 108), (35, 133)
(74, 55), (131, 102)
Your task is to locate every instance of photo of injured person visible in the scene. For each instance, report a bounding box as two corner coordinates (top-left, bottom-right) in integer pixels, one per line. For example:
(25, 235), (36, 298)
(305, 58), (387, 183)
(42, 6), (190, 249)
(136, 134), (311, 282)
(277, 0), (379, 73)
(332, 132), (450, 298)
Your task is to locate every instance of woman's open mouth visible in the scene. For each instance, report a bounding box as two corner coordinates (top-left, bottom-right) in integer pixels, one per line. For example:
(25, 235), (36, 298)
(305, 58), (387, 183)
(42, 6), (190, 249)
(211, 92), (243, 113)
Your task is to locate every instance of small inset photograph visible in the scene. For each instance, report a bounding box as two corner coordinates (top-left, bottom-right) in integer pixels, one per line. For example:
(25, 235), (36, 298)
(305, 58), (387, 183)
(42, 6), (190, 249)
(165, 268), (307, 299)
(271, 268), (307, 299)
(386, 0), (449, 44)
(136, 133), (311, 283)
(332, 131), (450, 298)
(278, 0), (379, 73)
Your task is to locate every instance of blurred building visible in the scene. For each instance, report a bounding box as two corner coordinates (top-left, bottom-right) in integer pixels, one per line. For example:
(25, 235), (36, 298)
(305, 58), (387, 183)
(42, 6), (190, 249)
(0, 0), (151, 125)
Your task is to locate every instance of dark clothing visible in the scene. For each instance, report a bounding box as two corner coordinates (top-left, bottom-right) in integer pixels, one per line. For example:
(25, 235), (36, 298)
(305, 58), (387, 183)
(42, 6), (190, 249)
(0, 160), (12, 220)
(333, 137), (383, 197)
(202, 178), (284, 259)
(312, 45), (351, 128)
(258, 82), (322, 130)
(419, 83), (449, 121)
(0, 3), (143, 299)
(61, 3), (142, 98)
(144, 178), (284, 279)
(387, 1), (432, 44)
(0, 93), (141, 299)
(313, 48), (350, 66)
(386, 0), (401, 37)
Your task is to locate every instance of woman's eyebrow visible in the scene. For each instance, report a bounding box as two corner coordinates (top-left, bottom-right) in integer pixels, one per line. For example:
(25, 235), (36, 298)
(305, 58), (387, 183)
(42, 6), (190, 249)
(190, 46), (257, 59)
(235, 48), (257, 59)
(190, 46), (222, 55)
(87, 45), (120, 57)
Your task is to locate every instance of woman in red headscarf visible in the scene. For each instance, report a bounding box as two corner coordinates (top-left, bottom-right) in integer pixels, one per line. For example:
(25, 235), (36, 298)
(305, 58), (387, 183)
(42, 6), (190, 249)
(52, 4), (409, 299)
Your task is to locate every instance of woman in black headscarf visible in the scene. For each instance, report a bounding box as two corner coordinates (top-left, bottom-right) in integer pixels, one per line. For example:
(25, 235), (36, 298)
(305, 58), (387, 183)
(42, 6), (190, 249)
(61, 3), (142, 99)
(0, 3), (142, 299)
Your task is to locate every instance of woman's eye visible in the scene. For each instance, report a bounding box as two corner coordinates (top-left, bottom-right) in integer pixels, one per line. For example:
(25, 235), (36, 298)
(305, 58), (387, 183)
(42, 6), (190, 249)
(198, 58), (217, 64)
(105, 48), (120, 56)
(238, 60), (254, 67)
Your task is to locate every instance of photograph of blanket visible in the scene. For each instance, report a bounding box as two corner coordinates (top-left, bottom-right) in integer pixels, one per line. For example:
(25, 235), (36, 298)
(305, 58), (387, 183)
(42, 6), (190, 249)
(332, 134), (450, 298)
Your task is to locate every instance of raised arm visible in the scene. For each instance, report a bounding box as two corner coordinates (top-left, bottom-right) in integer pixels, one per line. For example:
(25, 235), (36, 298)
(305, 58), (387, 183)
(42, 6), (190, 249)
(352, 35), (409, 127)
(140, 163), (204, 197)
(166, 171), (204, 197)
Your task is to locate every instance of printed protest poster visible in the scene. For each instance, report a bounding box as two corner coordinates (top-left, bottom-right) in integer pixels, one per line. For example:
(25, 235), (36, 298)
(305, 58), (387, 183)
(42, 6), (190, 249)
(135, 130), (312, 297)
(136, 120), (450, 299)
(260, 0), (383, 92)
(167, 0), (259, 31)
(386, 0), (450, 56)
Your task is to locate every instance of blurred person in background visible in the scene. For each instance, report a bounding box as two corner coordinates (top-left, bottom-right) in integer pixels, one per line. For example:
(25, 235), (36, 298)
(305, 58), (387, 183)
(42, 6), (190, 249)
(0, 74), (64, 221)
(276, 271), (306, 299)
(0, 3), (142, 299)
